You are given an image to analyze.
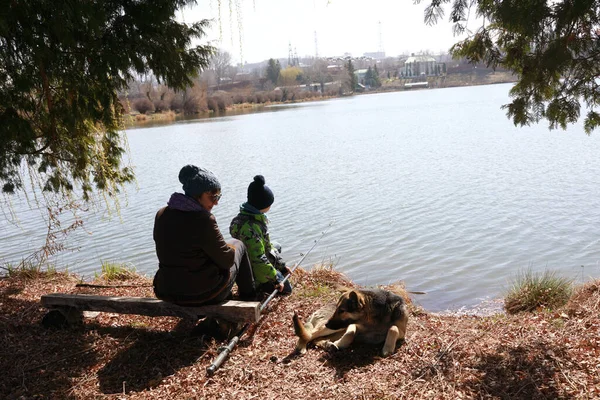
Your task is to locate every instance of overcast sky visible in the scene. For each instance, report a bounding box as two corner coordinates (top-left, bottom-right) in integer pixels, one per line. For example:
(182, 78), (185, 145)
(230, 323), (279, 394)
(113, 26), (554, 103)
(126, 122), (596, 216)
(180, 0), (477, 65)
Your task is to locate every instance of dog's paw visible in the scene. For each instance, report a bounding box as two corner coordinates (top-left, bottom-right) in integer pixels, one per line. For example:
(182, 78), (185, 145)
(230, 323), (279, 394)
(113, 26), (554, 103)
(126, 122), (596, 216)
(324, 341), (339, 353)
(381, 347), (396, 357)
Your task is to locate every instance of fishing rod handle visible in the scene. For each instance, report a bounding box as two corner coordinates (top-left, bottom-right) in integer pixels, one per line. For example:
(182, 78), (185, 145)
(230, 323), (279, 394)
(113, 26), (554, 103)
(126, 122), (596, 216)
(206, 336), (240, 376)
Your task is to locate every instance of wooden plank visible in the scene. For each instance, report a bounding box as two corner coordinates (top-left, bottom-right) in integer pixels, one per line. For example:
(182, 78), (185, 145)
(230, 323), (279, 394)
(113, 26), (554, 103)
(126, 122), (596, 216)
(41, 293), (260, 323)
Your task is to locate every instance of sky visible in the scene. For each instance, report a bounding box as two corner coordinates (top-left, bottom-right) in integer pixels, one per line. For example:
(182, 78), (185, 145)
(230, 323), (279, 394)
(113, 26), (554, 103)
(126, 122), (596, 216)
(179, 0), (477, 65)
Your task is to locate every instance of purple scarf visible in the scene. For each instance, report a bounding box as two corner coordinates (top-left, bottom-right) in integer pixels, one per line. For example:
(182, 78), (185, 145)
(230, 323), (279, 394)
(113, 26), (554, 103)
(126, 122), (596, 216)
(167, 192), (206, 212)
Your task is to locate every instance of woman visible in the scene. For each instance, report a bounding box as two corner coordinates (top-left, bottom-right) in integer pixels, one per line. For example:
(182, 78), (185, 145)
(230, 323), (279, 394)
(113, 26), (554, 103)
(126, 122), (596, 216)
(153, 164), (256, 305)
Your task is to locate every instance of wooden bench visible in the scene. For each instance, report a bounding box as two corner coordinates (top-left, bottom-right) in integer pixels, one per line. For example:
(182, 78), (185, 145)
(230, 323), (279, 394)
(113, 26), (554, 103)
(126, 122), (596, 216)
(40, 293), (260, 328)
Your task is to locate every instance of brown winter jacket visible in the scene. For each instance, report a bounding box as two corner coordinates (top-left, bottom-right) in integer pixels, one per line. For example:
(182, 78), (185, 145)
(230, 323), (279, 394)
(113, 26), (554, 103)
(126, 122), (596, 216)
(153, 206), (235, 305)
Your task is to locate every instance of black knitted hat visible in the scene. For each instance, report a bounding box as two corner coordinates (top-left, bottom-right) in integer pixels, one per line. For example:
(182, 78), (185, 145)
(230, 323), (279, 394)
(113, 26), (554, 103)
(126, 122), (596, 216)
(247, 175), (274, 210)
(178, 164), (221, 197)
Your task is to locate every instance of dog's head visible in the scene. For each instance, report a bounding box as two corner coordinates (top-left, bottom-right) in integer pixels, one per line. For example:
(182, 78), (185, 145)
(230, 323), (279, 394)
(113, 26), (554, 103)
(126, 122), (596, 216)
(325, 290), (366, 330)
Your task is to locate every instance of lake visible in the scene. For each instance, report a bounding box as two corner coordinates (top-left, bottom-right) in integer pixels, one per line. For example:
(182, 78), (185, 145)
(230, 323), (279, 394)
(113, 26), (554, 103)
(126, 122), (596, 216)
(2, 83), (599, 312)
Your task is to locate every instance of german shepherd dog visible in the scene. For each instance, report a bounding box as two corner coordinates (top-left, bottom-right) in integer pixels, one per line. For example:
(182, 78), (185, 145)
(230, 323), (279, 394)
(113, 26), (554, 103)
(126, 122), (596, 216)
(292, 303), (343, 354)
(293, 288), (408, 356)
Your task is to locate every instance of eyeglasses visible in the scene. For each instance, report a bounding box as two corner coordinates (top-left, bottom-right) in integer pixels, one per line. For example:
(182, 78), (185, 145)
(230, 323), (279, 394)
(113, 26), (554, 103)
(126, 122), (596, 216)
(212, 193), (222, 202)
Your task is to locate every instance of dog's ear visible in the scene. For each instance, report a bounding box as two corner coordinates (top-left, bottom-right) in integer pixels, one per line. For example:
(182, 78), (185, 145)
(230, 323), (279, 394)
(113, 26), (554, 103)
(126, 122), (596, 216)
(347, 291), (361, 312)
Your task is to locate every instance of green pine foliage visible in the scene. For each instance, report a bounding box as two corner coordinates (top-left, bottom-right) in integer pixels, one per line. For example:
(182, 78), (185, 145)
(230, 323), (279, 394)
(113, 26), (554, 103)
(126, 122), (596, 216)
(346, 60), (357, 92)
(0, 1), (214, 199)
(364, 65), (382, 88)
(417, 0), (600, 134)
(266, 58), (281, 85)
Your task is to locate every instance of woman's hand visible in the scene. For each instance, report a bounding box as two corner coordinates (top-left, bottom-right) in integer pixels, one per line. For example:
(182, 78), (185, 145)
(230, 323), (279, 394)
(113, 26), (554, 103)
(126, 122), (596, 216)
(277, 282), (285, 292)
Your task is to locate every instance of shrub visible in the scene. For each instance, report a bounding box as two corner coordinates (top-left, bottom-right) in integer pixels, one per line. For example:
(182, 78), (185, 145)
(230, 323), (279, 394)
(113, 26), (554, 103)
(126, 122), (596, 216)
(216, 96), (229, 111)
(170, 96), (184, 112)
(233, 94), (246, 104)
(268, 90), (283, 102)
(504, 269), (573, 314)
(132, 98), (154, 114)
(183, 95), (206, 114)
(153, 99), (169, 113)
(207, 97), (218, 112)
(255, 92), (267, 103)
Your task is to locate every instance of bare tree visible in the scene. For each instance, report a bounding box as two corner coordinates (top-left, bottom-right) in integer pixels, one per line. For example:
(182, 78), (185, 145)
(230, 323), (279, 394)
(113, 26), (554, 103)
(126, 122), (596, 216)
(210, 49), (232, 88)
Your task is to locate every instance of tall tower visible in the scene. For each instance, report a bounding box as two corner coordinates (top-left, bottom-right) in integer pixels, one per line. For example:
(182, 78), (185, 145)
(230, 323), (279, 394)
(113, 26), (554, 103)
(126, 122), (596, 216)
(314, 30), (319, 59)
(288, 41), (294, 67)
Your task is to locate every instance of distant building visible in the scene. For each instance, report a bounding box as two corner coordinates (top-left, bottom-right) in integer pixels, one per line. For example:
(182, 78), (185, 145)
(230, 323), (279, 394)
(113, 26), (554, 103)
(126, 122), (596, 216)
(354, 69), (368, 83)
(403, 55), (446, 77)
(234, 72), (252, 82)
(363, 51), (386, 60)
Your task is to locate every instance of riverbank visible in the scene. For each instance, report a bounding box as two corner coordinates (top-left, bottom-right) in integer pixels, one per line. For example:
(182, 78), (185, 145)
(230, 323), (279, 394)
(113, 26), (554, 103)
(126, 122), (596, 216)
(123, 94), (340, 127)
(124, 72), (517, 128)
(1, 265), (599, 399)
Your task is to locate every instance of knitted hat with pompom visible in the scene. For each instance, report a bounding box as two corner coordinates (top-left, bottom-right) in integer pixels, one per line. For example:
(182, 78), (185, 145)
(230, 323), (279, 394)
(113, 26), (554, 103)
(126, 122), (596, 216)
(178, 164), (221, 197)
(247, 175), (274, 210)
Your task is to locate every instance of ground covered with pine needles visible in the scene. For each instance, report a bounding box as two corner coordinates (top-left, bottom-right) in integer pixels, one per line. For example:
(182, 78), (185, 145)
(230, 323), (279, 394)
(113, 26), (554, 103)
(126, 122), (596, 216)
(1, 266), (599, 399)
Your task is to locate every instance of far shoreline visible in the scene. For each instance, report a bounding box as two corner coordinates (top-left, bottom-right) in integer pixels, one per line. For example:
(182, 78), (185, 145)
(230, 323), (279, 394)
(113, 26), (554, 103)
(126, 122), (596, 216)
(124, 74), (517, 129)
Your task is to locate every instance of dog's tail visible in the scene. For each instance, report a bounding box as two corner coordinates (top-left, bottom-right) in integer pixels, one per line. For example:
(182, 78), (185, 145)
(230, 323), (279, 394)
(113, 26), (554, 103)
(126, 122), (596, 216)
(292, 311), (311, 342)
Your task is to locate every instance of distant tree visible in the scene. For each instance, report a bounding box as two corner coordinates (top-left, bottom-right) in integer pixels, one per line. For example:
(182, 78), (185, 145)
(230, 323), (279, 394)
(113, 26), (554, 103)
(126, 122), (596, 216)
(210, 49), (232, 87)
(373, 65), (382, 88)
(0, 0), (214, 201)
(346, 60), (357, 93)
(364, 65), (382, 88)
(279, 67), (303, 86)
(266, 58), (281, 85)
(364, 66), (374, 87)
(416, 0), (600, 133)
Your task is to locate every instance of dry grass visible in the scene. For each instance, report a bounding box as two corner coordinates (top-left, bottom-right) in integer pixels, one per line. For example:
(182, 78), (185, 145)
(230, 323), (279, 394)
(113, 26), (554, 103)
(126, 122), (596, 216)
(1, 265), (599, 399)
(2, 261), (64, 280)
(96, 261), (139, 281)
(504, 269), (573, 314)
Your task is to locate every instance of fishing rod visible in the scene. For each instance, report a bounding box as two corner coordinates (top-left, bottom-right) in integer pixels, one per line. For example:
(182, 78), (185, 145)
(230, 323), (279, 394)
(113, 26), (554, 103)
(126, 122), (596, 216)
(206, 222), (334, 376)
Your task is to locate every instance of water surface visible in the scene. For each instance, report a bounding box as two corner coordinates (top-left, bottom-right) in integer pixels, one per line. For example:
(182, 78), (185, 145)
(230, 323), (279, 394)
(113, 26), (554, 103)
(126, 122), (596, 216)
(2, 83), (599, 311)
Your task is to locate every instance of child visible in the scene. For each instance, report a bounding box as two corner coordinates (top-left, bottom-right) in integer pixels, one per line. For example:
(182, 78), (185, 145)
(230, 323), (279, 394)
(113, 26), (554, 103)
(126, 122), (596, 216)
(230, 175), (292, 295)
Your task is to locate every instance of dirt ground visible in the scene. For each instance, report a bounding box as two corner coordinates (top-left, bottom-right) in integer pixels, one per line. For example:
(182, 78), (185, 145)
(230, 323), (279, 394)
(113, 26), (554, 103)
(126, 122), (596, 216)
(1, 267), (598, 399)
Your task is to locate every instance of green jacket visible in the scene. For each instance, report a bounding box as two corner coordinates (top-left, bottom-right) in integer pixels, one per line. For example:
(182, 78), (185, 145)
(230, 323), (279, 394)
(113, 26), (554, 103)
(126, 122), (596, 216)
(229, 205), (281, 284)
